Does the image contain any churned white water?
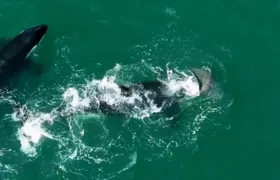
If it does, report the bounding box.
[10,64,202,157]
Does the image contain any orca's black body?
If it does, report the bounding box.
[82,68,212,119]
[0,24,48,86]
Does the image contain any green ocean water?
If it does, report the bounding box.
[0,0,279,179]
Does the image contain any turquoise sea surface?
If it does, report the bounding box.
[0,0,279,179]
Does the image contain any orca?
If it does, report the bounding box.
[0,24,48,86]
[79,67,213,118]
[13,67,212,127]
[12,64,212,120]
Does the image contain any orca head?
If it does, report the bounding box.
[190,68,212,94]
[1,24,48,60]
[20,24,48,42]
[18,24,48,57]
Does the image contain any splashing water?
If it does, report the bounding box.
[61,63,201,120]
[11,107,55,157]
[0,63,231,180]
[7,63,217,160]
[162,65,200,97]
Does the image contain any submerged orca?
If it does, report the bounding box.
[80,68,213,118]
[0,24,48,86]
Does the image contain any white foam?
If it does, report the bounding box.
[63,87,91,110]
[60,66,201,120]
[162,67,200,98]
[12,110,54,157]
[12,65,203,157]
[180,76,200,97]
